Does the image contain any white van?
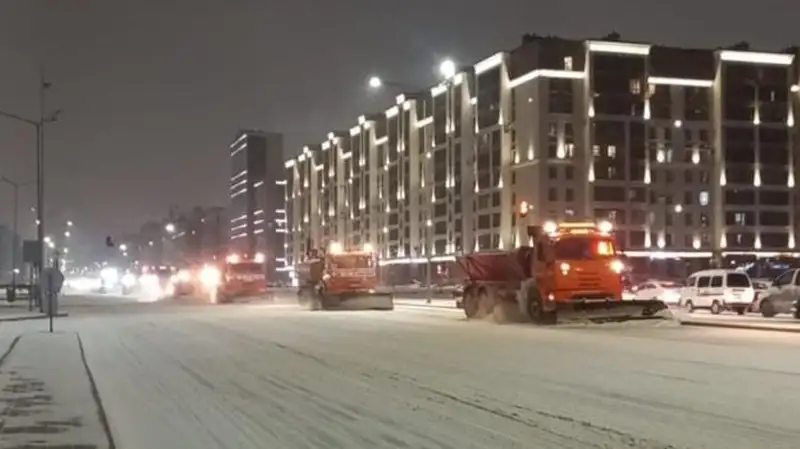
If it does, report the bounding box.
[679,269,755,315]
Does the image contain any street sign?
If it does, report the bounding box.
[41,266,64,333]
[41,267,64,295]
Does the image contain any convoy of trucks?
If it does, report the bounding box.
[118,202,674,325]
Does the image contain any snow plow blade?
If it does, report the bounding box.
[554,299,671,324]
[323,292,395,311]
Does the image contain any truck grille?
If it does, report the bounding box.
[575,274,602,289]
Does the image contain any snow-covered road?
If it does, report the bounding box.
[3,300,800,448]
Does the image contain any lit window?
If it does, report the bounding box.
[630,79,641,95]
[699,191,709,206]
[564,56,573,70]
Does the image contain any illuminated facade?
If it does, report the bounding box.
[229,130,286,280]
[285,36,800,279]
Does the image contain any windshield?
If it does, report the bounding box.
[726,273,751,288]
[228,263,264,275]
[328,254,375,269]
[553,237,616,260]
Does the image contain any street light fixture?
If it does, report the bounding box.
[119,244,128,252]
[0,69,61,290]
[64,230,70,238]
[439,59,457,79]
[368,76,382,89]
[165,223,176,234]
[66,220,73,227]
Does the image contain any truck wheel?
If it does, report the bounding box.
[710,300,722,315]
[760,299,776,318]
[526,288,555,325]
[297,287,309,305]
[478,288,495,317]
[463,287,480,319]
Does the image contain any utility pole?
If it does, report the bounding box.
[37,66,50,279]
[0,68,60,308]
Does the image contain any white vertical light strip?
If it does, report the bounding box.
[474,52,504,74]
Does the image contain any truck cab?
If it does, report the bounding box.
[536,221,625,304]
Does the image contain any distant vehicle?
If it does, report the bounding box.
[139,265,177,299]
[215,253,268,303]
[295,242,393,311]
[679,269,754,315]
[756,269,800,318]
[630,280,682,305]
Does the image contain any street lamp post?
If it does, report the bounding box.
[0,70,60,296]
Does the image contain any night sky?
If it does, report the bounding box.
[0,0,797,262]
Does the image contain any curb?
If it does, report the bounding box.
[0,312,69,323]
[680,320,800,334]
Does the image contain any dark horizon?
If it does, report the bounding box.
[1,0,798,263]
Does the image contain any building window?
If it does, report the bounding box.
[564,56,573,71]
[630,79,641,95]
[699,191,709,206]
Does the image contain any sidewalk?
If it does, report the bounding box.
[0,302,68,322]
[678,314,800,333]
[0,331,112,447]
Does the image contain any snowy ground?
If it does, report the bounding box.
[0,294,799,448]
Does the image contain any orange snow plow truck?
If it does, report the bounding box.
[456,218,668,324]
[295,242,394,311]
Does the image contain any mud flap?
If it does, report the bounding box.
[555,299,673,323]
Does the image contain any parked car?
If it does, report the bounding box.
[679,269,755,315]
[756,269,800,318]
[630,280,682,305]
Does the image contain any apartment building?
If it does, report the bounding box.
[229,130,286,281]
[284,35,800,281]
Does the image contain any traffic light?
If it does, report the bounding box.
[105,236,115,248]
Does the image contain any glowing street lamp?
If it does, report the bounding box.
[165,223,176,234]
[439,59,457,79]
[368,76,382,89]
[64,230,70,238]
[119,244,128,252]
